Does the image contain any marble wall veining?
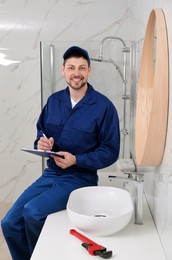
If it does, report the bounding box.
[0,0,172,259]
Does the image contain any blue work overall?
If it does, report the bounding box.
[1,84,120,260]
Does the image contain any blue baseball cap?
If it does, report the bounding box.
[63,46,90,66]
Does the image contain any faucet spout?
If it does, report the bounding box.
[108,173,144,225]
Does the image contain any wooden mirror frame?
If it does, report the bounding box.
[135,8,169,166]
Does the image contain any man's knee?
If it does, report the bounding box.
[23,202,45,223]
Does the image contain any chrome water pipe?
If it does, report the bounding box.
[91,58,125,83]
[98,36,130,61]
[108,172,144,225]
[91,36,130,158]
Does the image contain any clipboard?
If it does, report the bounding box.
[20,148,64,158]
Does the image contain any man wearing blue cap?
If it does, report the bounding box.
[1,46,120,260]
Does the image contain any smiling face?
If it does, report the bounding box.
[62,57,91,91]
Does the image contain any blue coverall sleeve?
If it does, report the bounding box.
[76,102,120,170]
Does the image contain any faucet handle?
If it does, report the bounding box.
[135,173,144,182]
[116,159,136,172]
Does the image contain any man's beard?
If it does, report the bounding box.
[66,76,87,90]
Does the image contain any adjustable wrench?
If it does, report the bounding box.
[70,229,113,258]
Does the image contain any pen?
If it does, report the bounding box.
[42,133,48,139]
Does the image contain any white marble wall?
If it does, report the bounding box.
[0,0,172,259]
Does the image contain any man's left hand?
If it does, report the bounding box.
[51,151,76,169]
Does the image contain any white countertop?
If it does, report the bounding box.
[31,196,166,260]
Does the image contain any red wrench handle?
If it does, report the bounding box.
[70,229,105,255]
[70,229,101,246]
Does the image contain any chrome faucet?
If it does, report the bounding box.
[108,172,144,225]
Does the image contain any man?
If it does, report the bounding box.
[1,46,120,260]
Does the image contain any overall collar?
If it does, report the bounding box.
[63,83,97,107]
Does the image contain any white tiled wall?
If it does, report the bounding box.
[0,1,172,259]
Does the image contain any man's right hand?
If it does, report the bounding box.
[37,136,54,151]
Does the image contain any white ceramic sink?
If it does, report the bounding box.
[67,186,134,236]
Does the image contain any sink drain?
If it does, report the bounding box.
[94,214,107,217]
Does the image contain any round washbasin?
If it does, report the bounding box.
[67,186,134,236]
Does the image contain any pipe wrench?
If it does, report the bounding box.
[70,229,113,258]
